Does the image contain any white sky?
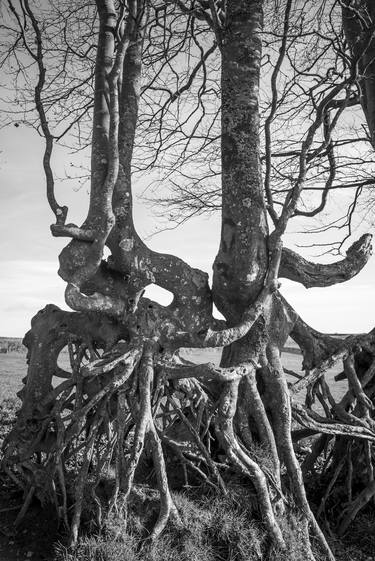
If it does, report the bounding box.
[0,124,374,337]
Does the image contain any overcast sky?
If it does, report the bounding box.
[0,123,374,337]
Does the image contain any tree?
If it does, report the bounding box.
[1,1,375,560]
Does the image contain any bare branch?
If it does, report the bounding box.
[279,233,372,288]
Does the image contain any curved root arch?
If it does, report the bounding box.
[5,306,375,560]
[1,306,230,545]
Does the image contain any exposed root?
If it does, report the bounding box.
[148,425,180,540]
[338,480,375,535]
[70,417,99,546]
[262,345,334,561]
[215,379,285,550]
[14,485,35,527]
[118,342,153,506]
[290,321,375,541]
[2,304,375,560]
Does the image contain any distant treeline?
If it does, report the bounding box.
[0,338,25,354]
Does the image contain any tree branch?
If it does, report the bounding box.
[10,0,68,224]
[279,233,372,288]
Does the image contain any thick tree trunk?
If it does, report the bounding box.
[211,5,336,559]
[213,0,268,322]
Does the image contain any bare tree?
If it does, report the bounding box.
[1,1,375,560]
[144,1,375,244]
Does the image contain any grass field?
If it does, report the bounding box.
[0,353,27,402]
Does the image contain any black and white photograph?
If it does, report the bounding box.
[0,1,375,559]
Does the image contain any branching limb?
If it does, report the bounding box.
[280,234,372,288]
[50,224,96,241]
[291,329,375,394]
[169,285,275,348]
[170,240,282,348]
[65,282,127,317]
[161,361,256,383]
[9,0,68,225]
[291,402,375,441]
[263,0,292,225]
[344,353,374,412]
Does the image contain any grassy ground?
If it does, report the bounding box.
[0,462,374,561]
[54,484,327,561]
[0,353,26,402]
